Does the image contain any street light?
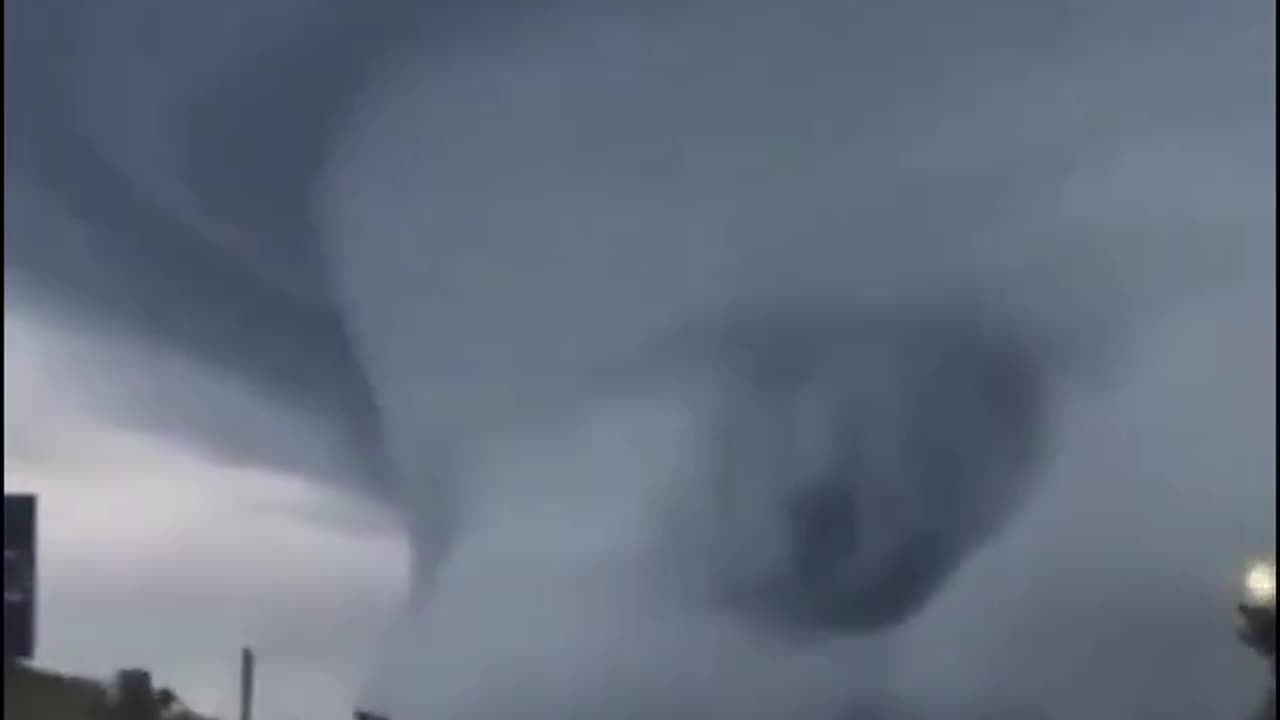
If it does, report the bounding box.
[1238,557,1276,660]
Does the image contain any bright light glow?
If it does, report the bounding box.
[1243,558,1276,608]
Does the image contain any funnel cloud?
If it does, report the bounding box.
[4,1,1274,718]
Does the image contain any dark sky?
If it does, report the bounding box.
[4,1,1275,718]
[5,0,1273,491]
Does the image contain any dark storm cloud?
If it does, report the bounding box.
[2,0,579,492]
[4,0,382,487]
[5,0,1272,488]
[3,1,1274,718]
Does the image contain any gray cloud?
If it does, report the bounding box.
[4,1,1274,718]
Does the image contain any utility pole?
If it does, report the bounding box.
[239,647,256,720]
